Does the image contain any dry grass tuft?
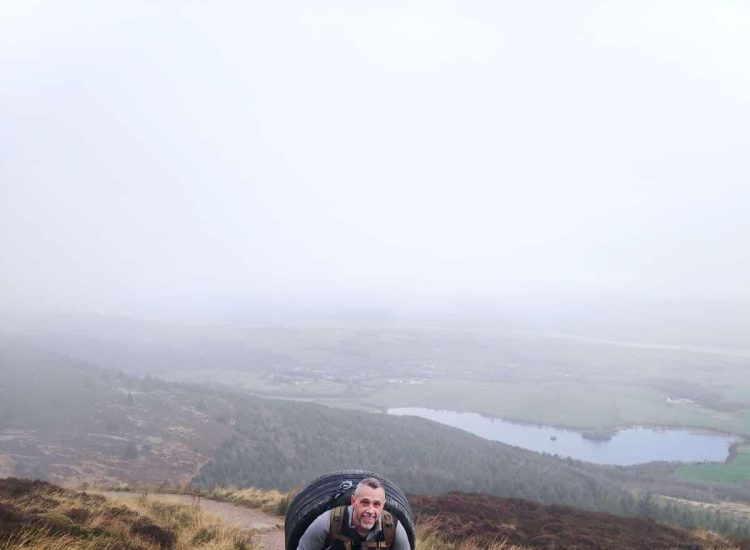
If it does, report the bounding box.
[689,526,742,550]
[416,515,530,550]
[108,493,255,550]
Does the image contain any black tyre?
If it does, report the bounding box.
[284,469,415,550]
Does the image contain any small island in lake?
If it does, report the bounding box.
[581,429,615,442]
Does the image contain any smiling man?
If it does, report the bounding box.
[297,478,410,550]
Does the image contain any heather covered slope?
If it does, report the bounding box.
[410,493,750,550]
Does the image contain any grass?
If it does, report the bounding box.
[371,379,626,428]
[94,481,296,517]
[122,493,255,550]
[16,480,744,549]
[415,515,530,550]
[674,445,750,484]
[0,478,257,550]
[364,378,750,435]
[413,496,746,550]
[689,527,745,550]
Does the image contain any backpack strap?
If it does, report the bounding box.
[326,507,397,550]
[360,511,397,548]
[326,506,346,546]
[381,510,396,548]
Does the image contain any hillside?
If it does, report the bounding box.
[0,338,235,486]
[2,478,748,550]
[1,339,639,514]
[0,478,255,549]
[2,338,750,538]
[193,395,635,507]
[410,492,750,550]
[191,396,750,536]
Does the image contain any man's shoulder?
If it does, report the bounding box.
[392,516,410,550]
[296,509,333,550]
[311,508,333,530]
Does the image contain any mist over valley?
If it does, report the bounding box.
[2,0,750,545]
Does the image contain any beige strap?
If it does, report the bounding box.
[326,506,346,546]
[381,511,395,547]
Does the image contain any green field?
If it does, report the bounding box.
[674,445,750,484]
[164,367,750,437]
[155,325,750,437]
[357,378,750,435]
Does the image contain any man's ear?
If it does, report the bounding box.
[350,494,356,505]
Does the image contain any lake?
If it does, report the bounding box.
[388,407,736,465]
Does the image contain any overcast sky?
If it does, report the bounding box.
[1,1,749,315]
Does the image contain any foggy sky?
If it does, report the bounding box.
[2,1,749,315]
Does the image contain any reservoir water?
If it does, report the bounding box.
[388,407,735,465]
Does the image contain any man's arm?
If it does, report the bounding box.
[393,520,410,550]
[297,510,331,550]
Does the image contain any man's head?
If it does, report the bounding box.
[350,478,386,536]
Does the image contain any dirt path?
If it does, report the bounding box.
[101,492,285,550]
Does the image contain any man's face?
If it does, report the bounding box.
[350,485,386,535]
